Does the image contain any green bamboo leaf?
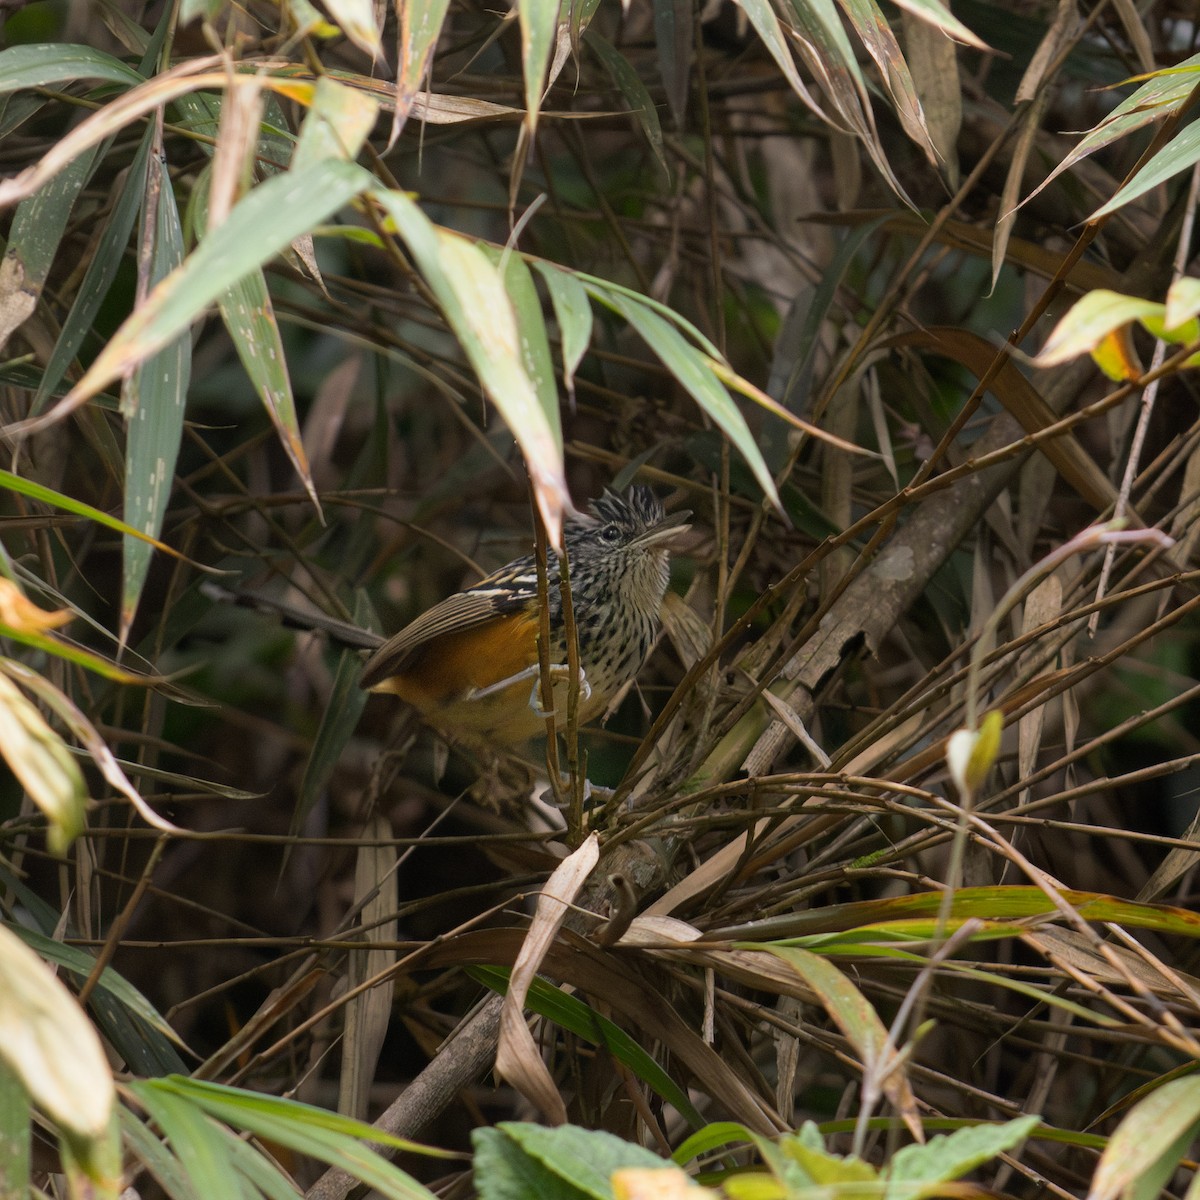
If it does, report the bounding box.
[130,1077,447,1199]
[533,260,593,401]
[121,149,190,642]
[597,289,781,508]
[133,1086,245,1200]
[291,73,379,170]
[0,42,143,92]
[0,462,198,562]
[731,0,826,122]
[0,146,98,352]
[838,0,936,160]
[395,0,453,133]
[120,1108,195,1198]
[765,943,922,1141]
[1091,118,1200,220]
[373,188,569,542]
[652,0,690,126]
[470,966,705,1129]
[780,0,910,198]
[727,886,1200,941]
[33,127,152,414]
[0,626,146,683]
[295,617,370,831]
[582,30,668,177]
[884,0,987,48]
[53,158,374,418]
[484,248,560,442]
[0,1060,31,1198]
[218,271,319,511]
[519,0,559,137]
[1027,54,1200,204]
[7,924,186,1057]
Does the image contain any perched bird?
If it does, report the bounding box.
[359,486,690,745]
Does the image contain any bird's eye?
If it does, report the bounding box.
[600,524,621,544]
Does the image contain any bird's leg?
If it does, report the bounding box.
[525,664,592,716]
[465,663,592,714]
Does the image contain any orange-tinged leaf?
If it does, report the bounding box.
[0,580,70,633]
[1091,327,1142,381]
[1035,289,1162,368]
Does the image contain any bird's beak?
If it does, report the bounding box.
[636,509,692,549]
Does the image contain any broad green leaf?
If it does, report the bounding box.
[1089,1078,1200,1200]
[0,146,98,352]
[1092,117,1200,220]
[122,148,190,642]
[598,289,781,509]
[1035,290,1164,367]
[583,30,668,177]
[475,1123,666,1200]
[534,260,593,401]
[291,73,379,170]
[0,672,86,855]
[56,158,374,416]
[885,1116,1041,1198]
[373,187,569,543]
[0,925,114,1140]
[0,42,143,92]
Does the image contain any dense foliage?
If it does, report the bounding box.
[1,0,1200,1197]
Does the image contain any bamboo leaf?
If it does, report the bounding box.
[121,148,190,642]
[373,187,569,543]
[47,159,374,423]
[596,289,781,509]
